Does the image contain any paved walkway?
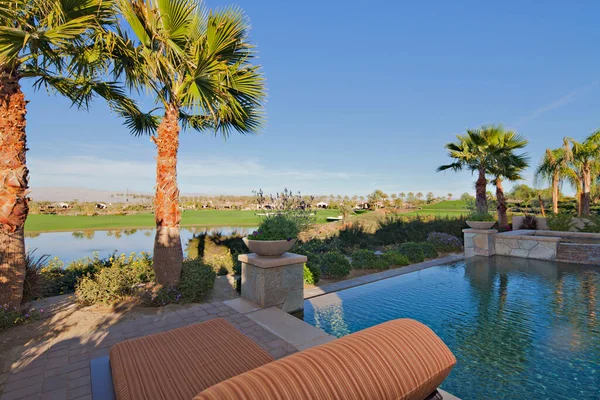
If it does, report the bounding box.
[0,302,297,400]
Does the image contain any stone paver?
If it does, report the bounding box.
[0,302,296,400]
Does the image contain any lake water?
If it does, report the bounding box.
[25,227,255,263]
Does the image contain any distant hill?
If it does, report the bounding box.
[28,187,218,202]
[29,187,151,203]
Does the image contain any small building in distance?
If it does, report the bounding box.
[316,201,329,209]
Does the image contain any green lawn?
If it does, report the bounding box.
[25,209,342,233]
[403,200,469,217]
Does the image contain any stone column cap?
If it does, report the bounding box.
[462,228,498,233]
[238,252,307,269]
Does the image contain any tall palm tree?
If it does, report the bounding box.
[490,141,529,229]
[438,125,520,214]
[564,132,600,216]
[0,0,137,306]
[116,0,265,285]
[534,147,569,214]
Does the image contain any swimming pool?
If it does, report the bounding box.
[304,256,599,400]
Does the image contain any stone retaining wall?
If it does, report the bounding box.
[495,232,559,260]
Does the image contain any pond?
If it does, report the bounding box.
[25,227,256,263]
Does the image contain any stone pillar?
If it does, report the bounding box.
[239,252,307,313]
[463,228,498,258]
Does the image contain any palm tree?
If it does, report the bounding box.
[490,147,529,229]
[116,0,265,285]
[534,147,569,214]
[438,125,523,214]
[564,132,600,216]
[0,0,136,306]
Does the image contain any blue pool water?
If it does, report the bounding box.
[304,256,599,400]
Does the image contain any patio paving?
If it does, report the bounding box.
[0,301,297,400]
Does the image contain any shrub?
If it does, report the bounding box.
[427,232,463,252]
[177,260,216,303]
[380,251,409,268]
[186,232,242,275]
[350,249,383,269]
[22,250,50,303]
[251,214,300,240]
[581,215,600,233]
[320,252,351,279]
[374,215,467,245]
[467,211,495,221]
[303,264,318,285]
[294,239,335,256]
[419,242,438,258]
[338,222,371,248]
[521,214,538,230]
[546,213,576,232]
[305,258,321,284]
[75,253,154,306]
[36,253,121,299]
[0,305,41,332]
[398,242,425,263]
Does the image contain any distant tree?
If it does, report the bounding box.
[416,192,424,201]
[426,192,434,203]
[391,193,397,199]
[399,192,406,199]
[563,133,600,216]
[338,200,354,218]
[447,193,452,200]
[461,192,474,202]
[534,147,570,214]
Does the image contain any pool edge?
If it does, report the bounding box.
[304,253,465,299]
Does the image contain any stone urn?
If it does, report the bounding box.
[466,221,496,229]
[243,237,296,257]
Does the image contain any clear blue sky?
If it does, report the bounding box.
[24,0,600,198]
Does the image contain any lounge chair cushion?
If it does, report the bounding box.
[195,319,456,400]
[110,318,275,400]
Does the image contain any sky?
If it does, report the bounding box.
[24,0,600,198]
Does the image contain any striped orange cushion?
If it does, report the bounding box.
[195,319,456,400]
[110,318,275,400]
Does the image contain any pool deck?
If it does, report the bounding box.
[304,253,465,299]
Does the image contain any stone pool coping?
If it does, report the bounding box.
[304,253,465,299]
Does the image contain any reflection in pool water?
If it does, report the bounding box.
[25,227,255,262]
[304,256,599,400]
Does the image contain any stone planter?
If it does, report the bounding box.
[466,221,496,229]
[243,238,296,257]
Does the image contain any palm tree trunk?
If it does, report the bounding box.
[581,167,592,216]
[495,178,509,230]
[551,173,559,214]
[475,165,488,214]
[0,70,29,306]
[152,104,183,285]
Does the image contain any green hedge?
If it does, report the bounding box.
[398,242,425,263]
[320,252,351,279]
